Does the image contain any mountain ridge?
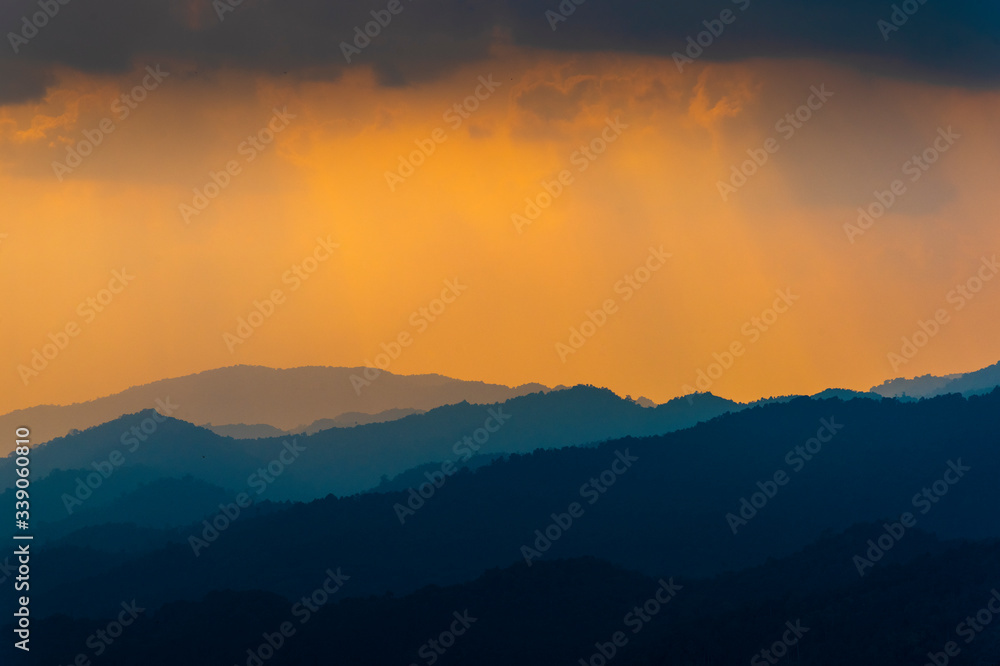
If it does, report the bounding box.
[0,365,551,453]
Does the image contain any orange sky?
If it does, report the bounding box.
[2,46,999,412]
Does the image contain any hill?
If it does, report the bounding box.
[870,359,1000,398]
[0,386,745,500]
[0,365,550,452]
[19,390,999,619]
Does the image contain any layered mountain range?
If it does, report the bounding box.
[3,362,999,665]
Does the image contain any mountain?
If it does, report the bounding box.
[870,358,1000,398]
[934,359,1000,396]
[20,390,1000,620]
[0,465,171,524]
[293,407,426,434]
[199,422,288,439]
[870,373,963,398]
[0,365,550,453]
[0,386,745,500]
[202,408,427,439]
[370,452,507,493]
[8,529,997,666]
[810,388,881,400]
[27,476,242,542]
[0,466,240,540]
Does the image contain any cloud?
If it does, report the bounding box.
[0,60,56,105]
[1,0,997,105]
[516,76,599,121]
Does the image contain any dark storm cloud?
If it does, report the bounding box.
[0,59,55,104]
[510,0,1000,88]
[1,0,997,104]
[0,0,499,102]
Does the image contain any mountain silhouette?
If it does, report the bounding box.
[0,385,746,500]
[7,528,997,666]
[0,365,550,453]
[202,407,427,439]
[18,390,999,620]
[870,358,1000,398]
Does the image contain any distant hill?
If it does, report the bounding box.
[810,388,881,401]
[199,422,288,439]
[7,359,998,453]
[870,359,1000,398]
[294,407,427,434]
[19,390,1000,620]
[0,466,250,546]
[935,359,1000,396]
[0,386,746,500]
[0,365,551,453]
[31,476,241,542]
[9,528,998,666]
[202,408,427,439]
[870,373,963,398]
[370,452,507,493]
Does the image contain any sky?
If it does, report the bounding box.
[1,0,999,411]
